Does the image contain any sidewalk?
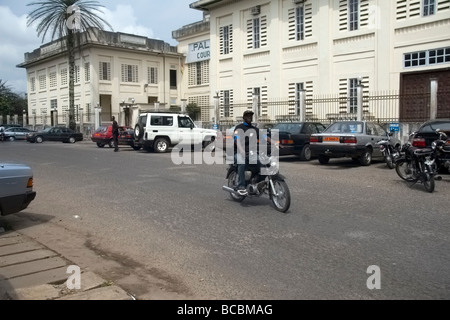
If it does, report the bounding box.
[0,228,133,300]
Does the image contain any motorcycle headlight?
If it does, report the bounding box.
[432,141,437,149]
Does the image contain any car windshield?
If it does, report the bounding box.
[95,126,108,133]
[40,128,52,133]
[273,123,303,134]
[325,122,364,134]
[420,122,450,133]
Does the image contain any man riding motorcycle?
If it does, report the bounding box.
[233,110,280,196]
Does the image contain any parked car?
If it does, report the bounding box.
[271,122,327,160]
[118,128,142,150]
[310,121,401,166]
[0,163,36,216]
[26,126,83,143]
[410,119,450,148]
[2,127,36,141]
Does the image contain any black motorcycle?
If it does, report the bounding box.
[376,132,401,169]
[432,130,450,173]
[222,151,291,213]
[395,130,447,193]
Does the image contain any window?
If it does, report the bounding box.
[295,83,304,115]
[423,0,435,16]
[30,77,36,92]
[349,78,358,114]
[99,62,111,81]
[223,90,231,118]
[61,68,68,86]
[121,64,139,83]
[253,18,260,49]
[178,116,194,128]
[296,6,305,41]
[39,74,46,90]
[349,0,359,31]
[74,65,80,84]
[188,61,209,86]
[220,25,232,55]
[49,72,57,88]
[404,47,450,68]
[148,67,158,84]
[151,116,173,126]
[50,99,57,110]
[170,70,177,89]
[85,62,90,82]
[429,48,450,64]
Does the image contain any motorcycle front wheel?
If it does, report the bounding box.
[227,171,246,202]
[385,155,395,169]
[422,170,435,193]
[269,179,291,213]
[395,159,416,182]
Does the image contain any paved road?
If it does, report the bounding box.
[1,140,449,299]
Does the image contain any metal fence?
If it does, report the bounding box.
[215,90,450,130]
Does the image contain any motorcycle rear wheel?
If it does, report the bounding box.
[395,159,416,182]
[269,179,291,213]
[227,171,246,202]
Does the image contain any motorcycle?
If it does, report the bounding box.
[432,130,450,174]
[377,132,401,169]
[395,130,447,193]
[222,151,291,213]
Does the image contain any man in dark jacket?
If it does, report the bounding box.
[233,110,279,196]
[112,116,119,152]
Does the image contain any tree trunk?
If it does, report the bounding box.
[68,31,76,130]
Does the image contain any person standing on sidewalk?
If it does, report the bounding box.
[112,116,119,152]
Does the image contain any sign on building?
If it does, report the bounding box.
[186,40,210,63]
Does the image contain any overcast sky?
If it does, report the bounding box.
[0,0,203,94]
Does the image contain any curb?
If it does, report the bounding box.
[0,230,133,300]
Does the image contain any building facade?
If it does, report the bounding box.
[18,28,183,129]
[185,0,450,123]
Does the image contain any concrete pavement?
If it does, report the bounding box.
[0,228,133,300]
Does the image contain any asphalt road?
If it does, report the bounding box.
[1,140,449,299]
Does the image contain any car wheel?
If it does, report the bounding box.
[8,136,15,142]
[96,142,105,148]
[318,155,330,165]
[36,136,43,143]
[68,136,76,144]
[154,138,169,153]
[299,144,312,161]
[359,149,372,166]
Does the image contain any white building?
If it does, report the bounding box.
[178,0,450,123]
[18,29,184,129]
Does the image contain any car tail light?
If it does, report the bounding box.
[310,136,320,143]
[412,138,426,148]
[341,136,357,144]
[27,177,33,188]
[281,139,294,145]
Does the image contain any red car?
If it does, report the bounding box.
[91,125,142,150]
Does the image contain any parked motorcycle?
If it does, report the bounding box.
[432,130,450,174]
[395,130,447,193]
[222,151,291,213]
[377,132,401,169]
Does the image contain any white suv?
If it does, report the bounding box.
[134,112,217,153]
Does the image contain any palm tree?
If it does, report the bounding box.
[27,0,112,130]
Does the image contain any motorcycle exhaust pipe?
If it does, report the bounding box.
[222,186,240,195]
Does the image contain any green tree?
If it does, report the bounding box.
[186,103,201,121]
[0,80,27,123]
[27,0,112,130]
